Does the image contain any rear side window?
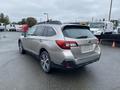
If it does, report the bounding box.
[34,26,44,36]
[44,26,56,36]
[63,26,95,39]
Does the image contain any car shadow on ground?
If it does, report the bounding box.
[16,50,100,90]
[25,51,96,77]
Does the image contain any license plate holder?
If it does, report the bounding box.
[81,45,94,53]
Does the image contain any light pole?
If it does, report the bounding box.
[108,0,113,21]
[44,13,49,21]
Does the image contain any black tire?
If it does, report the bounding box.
[18,41,26,54]
[40,51,52,73]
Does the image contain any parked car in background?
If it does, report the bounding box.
[104,21,114,34]
[113,21,120,34]
[6,24,16,31]
[0,23,5,31]
[113,26,120,34]
[18,23,101,73]
[89,21,113,36]
[117,26,120,34]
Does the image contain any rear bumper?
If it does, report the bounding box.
[50,44,101,69]
[51,57,100,69]
[51,53,101,69]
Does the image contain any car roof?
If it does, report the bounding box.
[37,23,89,30]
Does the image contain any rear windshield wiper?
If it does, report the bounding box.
[76,36,88,39]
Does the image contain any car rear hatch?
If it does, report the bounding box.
[62,25,98,60]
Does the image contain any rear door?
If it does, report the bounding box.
[62,25,97,59]
[30,26,57,55]
[30,26,45,55]
[22,26,36,52]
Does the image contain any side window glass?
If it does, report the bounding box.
[34,26,44,36]
[43,27,48,36]
[46,27,56,36]
[27,26,36,35]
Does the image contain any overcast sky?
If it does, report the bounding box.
[0,0,120,22]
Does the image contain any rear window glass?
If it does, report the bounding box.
[63,26,95,39]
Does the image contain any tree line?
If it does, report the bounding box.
[18,17,37,27]
[0,13,10,24]
[0,13,37,27]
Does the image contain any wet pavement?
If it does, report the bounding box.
[0,32,120,90]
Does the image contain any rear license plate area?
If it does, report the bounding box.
[81,45,94,53]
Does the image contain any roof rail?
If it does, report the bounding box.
[38,20,62,25]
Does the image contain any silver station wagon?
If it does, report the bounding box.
[18,24,101,73]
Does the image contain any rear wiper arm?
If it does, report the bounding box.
[76,36,88,38]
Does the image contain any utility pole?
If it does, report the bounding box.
[44,13,49,21]
[109,0,113,21]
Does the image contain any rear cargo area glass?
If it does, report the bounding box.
[63,26,95,39]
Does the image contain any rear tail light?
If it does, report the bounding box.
[56,40,78,49]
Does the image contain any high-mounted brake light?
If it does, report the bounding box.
[56,40,78,49]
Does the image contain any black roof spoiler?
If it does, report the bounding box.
[62,24,90,30]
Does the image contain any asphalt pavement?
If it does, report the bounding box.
[0,32,120,90]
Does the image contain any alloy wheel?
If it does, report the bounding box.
[40,51,51,73]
